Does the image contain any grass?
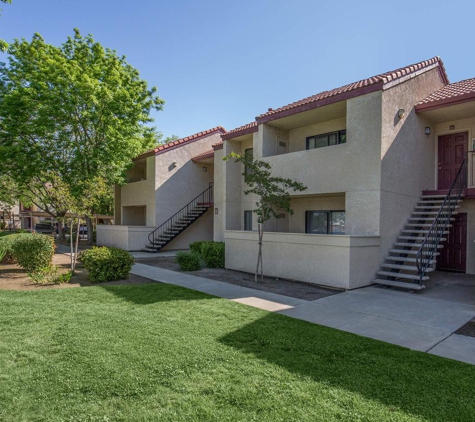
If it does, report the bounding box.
[0,284,474,421]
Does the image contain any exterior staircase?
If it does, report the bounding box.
[143,185,213,253]
[373,158,468,291]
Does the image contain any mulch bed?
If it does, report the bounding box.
[135,256,340,301]
[455,318,475,338]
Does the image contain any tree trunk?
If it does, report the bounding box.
[72,217,81,274]
[70,220,74,273]
[255,223,263,282]
[86,215,94,245]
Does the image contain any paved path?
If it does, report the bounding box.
[131,263,475,365]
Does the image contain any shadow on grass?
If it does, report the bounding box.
[219,312,475,421]
[98,282,214,305]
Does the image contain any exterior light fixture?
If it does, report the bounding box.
[171,161,177,167]
[398,109,405,119]
[202,166,207,172]
[425,127,431,135]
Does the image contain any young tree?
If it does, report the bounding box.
[0,29,164,239]
[224,152,307,282]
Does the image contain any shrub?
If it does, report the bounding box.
[200,241,225,268]
[175,251,202,271]
[80,247,134,283]
[0,234,19,263]
[29,266,72,284]
[189,240,225,269]
[11,234,55,272]
[189,241,205,255]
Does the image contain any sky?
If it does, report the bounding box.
[1,0,475,139]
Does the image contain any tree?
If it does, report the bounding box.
[224,152,307,282]
[0,29,164,241]
[0,0,12,52]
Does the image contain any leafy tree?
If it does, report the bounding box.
[0,29,164,241]
[0,0,12,52]
[224,152,307,282]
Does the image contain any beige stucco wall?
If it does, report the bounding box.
[379,67,446,261]
[153,133,219,250]
[288,194,345,233]
[288,117,346,153]
[120,156,156,226]
[225,230,380,289]
[97,225,156,251]
[213,148,225,241]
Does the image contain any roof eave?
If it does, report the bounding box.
[256,82,384,125]
[415,92,475,113]
[222,126,258,141]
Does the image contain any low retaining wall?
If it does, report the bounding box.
[97,225,155,251]
[224,231,380,290]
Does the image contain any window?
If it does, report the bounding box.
[244,148,253,178]
[305,211,345,234]
[306,130,346,150]
[244,210,253,231]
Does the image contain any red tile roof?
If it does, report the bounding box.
[256,57,449,124]
[212,141,223,150]
[416,77,475,112]
[136,126,227,159]
[221,121,258,140]
[191,149,215,162]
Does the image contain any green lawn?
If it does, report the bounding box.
[0,284,474,421]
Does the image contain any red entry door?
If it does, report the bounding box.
[437,213,467,272]
[438,132,467,189]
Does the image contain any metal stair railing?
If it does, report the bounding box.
[416,156,468,284]
[148,185,213,249]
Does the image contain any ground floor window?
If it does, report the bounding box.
[244,210,253,231]
[305,211,345,234]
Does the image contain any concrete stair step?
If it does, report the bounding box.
[421,194,464,199]
[412,211,457,215]
[407,217,454,222]
[385,256,437,264]
[414,205,459,210]
[373,279,426,290]
[389,249,440,256]
[381,263,434,272]
[401,229,448,234]
[377,271,429,281]
[405,223,452,228]
[397,236,446,242]
[394,242,444,248]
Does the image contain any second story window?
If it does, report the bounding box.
[306,130,346,150]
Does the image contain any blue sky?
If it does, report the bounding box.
[1,0,474,139]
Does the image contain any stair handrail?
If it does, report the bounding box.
[148,185,213,247]
[415,156,468,284]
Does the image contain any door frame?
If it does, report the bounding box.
[435,129,471,190]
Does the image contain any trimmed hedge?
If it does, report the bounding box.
[188,241,225,269]
[12,234,56,273]
[0,234,24,263]
[175,251,202,271]
[80,247,134,283]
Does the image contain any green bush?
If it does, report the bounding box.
[188,241,225,269]
[80,247,134,283]
[175,251,202,271]
[201,241,225,268]
[0,234,20,263]
[12,234,55,273]
[189,241,205,255]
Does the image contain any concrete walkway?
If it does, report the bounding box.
[130,263,475,365]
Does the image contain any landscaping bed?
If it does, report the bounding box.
[0,250,153,291]
[135,256,339,301]
[456,318,475,338]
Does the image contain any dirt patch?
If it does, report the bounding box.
[0,252,154,291]
[455,318,475,338]
[135,256,340,301]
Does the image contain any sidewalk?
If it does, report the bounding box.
[131,263,475,365]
